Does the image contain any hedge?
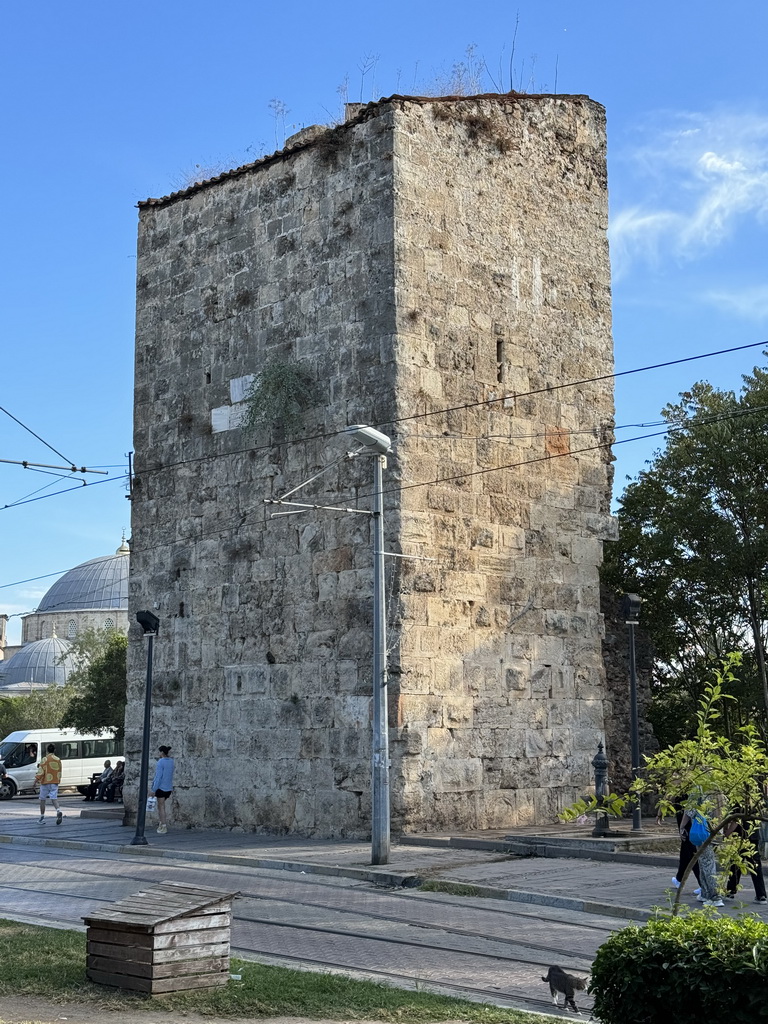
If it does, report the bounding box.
[590,913,768,1023]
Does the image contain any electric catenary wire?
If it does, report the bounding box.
[134,400,768,550]
[0,405,78,467]
[133,339,768,477]
[0,473,127,512]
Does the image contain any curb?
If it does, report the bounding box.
[425,876,651,922]
[0,831,650,922]
[407,834,681,869]
[0,833,420,888]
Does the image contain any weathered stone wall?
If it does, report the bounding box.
[388,97,615,828]
[127,94,615,836]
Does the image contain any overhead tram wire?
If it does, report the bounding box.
[3,471,89,509]
[5,399,765,587]
[130,400,768,552]
[353,403,768,505]
[0,405,78,468]
[132,339,768,479]
[0,473,127,512]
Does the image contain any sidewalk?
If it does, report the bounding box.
[3,796,764,922]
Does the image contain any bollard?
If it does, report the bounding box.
[592,741,610,837]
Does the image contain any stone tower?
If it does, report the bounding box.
[127,93,615,836]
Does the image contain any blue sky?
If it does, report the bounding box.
[1,1,766,643]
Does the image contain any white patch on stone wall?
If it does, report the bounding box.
[510,256,520,307]
[230,374,255,404]
[211,391,248,434]
[211,407,231,433]
[532,256,543,307]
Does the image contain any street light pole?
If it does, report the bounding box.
[621,593,643,832]
[265,424,393,865]
[131,610,159,846]
[370,448,389,865]
[345,426,392,866]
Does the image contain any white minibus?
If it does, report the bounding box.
[0,728,123,798]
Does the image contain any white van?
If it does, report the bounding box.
[0,728,123,798]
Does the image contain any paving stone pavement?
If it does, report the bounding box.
[2,794,766,918]
[1,795,765,1021]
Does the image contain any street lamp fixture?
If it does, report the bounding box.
[345,424,392,865]
[345,424,393,455]
[621,593,643,831]
[131,610,159,846]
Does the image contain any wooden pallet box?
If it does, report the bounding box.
[82,880,239,995]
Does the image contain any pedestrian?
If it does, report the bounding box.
[150,745,174,835]
[662,795,702,897]
[36,743,63,825]
[680,797,723,907]
[724,815,767,904]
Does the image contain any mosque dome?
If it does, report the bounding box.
[0,635,78,688]
[37,542,129,613]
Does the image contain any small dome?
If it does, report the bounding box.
[37,548,129,613]
[0,636,78,688]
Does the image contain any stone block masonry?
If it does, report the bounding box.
[127,93,615,837]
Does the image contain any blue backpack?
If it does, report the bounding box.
[689,813,710,846]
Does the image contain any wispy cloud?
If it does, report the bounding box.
[609,109,768,276]
[701,284,768,322]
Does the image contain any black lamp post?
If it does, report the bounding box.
[131,610,159,846]
[592,742,610,838]
[621,593,643,832]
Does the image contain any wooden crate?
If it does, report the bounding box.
[82,880,239,995]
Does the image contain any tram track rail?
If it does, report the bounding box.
[0,844,601,1016]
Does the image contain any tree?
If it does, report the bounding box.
[562,655,768,914]
[0,684,78,738]
[603,362,768,737]
[61,632,127,741]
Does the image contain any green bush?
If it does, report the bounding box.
[591,914,768,1023]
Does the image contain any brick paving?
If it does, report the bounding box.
[2,795,765,1018]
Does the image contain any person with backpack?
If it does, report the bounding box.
[36,743,63,825]
[680,794,723,907]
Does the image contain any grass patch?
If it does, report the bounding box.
[419,880,491,898]
[0,920,551,1021]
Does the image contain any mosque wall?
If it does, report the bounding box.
[22,610,128,644]
[127,93,615,836]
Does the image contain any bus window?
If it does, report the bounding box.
[58,741,80,760]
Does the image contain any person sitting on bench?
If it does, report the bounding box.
[102,761,125,803]
[83,760,114,801]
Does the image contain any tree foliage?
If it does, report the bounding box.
[60,632,127,741]
[0,684,78,738]
[563,655,768,914]
[603,363,768,738]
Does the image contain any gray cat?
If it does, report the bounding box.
[541,965,588,1013]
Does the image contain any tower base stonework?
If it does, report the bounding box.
[127,93,616,836]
